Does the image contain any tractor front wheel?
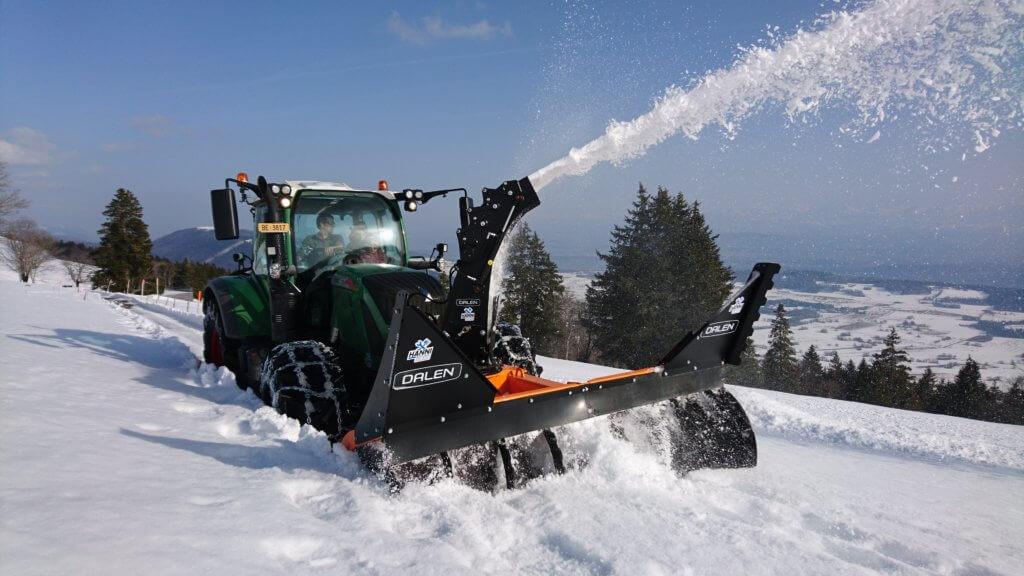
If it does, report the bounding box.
[491,322,541,376]
[259,341,350,442]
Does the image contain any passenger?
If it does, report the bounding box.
[348,215,370,250]
[299,213,345,267]
[346,222,390,264]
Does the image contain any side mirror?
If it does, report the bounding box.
[211,188,239,240]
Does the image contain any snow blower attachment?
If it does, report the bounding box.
[204,172,778,489]
[346,261,778,466]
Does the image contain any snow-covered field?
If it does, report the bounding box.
[562,271,1024,385]
[756,281,1024,384]
[2,267,1023,575]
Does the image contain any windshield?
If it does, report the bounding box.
[292,191,406,272]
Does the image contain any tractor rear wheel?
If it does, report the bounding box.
[203,297,241,386]
[259,341,350,442]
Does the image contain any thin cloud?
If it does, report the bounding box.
[0,127,57,165]
[101,142,142,153]
[388,11,512,44]
[131,114,176,138]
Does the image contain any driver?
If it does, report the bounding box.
[299,213,345,267]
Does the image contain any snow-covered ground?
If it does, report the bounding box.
[2,267,1023,575]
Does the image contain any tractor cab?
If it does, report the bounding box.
[288,188,408,283]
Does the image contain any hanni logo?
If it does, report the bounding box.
[728,297,745,315]
[407,338,434,363]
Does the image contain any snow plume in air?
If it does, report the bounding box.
[529,0,1023,192]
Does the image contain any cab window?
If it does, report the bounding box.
[292,191,405,272]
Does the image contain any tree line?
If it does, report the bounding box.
[498,182,1022,426]
[725,305,1024,424]
[0,165,225,294]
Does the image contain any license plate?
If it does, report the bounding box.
[257,222,290,233]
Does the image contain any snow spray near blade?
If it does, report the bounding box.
[528,0,1023,192]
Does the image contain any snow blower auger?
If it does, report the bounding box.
[204,173,778,491]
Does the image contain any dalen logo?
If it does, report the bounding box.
[393,363,464,390]
[406,338,434,363]
[456,298,481,307]
[701,320,738,338]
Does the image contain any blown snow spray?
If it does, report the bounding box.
[528,0,1023,192]
[494,0,1022,322]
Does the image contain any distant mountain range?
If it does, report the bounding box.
[151,227,253,269]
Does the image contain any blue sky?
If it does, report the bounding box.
[2,1,1021,276]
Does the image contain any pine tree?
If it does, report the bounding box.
[585,184,732,368]
[913,368,938,413]
[849,358,872,403]
[984,383,1005,423]
[762,303,798,391]
[839,359,859,400]
[498,223,566,356]
[868,327,914,408]
[1000,377,1024,425]
[797,345,825,396]
[725,337,764,388]
[946,357,988,419]
[821,351,844,398]
[92,188,153,291]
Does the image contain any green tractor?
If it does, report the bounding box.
[204,173,779,488]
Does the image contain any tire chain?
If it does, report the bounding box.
[258,341,350,440]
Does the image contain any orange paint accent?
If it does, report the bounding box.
[487,367,566,395]
[493,380,582,403]
[340,429,381,452]
[488,365,660,404]
[341,430,356,451]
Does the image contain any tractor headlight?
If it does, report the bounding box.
[281,185,292,196]
[404,190,414,200]
[414,190,423,200]
[271,184,281,195]
[280,197,292,209]
[405,200,418,212]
